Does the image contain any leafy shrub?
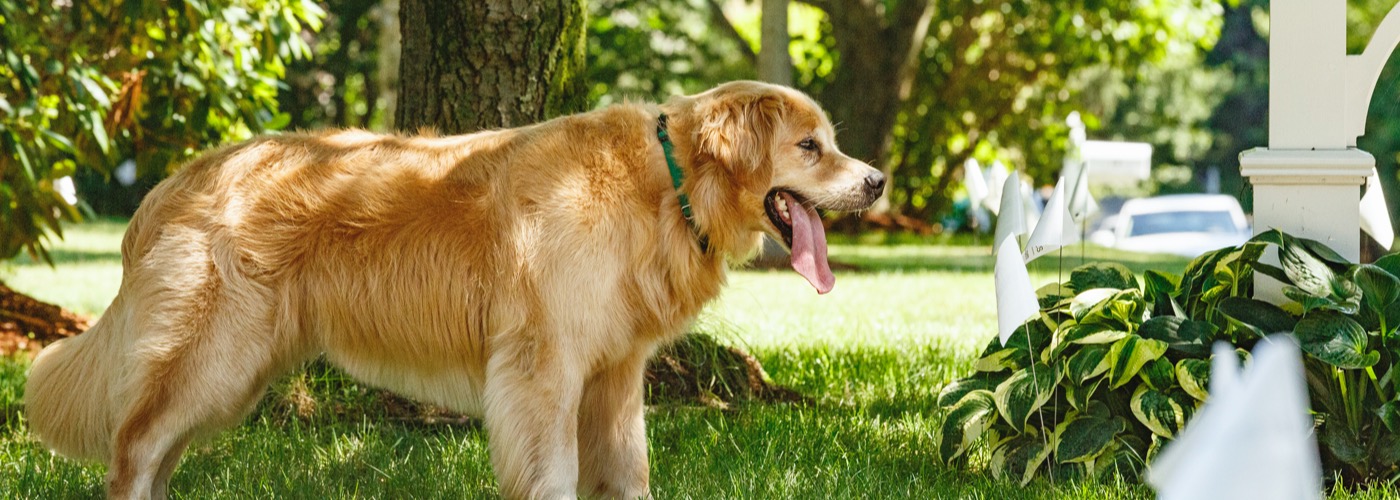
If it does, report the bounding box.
[939,230,1400,485]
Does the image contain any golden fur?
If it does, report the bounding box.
[24,81,882,499]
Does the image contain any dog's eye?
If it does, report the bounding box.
[798,138,819,152]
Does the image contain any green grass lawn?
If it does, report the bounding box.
[2,221,1395,498]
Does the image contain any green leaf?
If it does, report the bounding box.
[1069,263,1138,293]
[1378,400,1400,434]
[1055,404,1125,464]
[1378,433,1400,467]
[1175,358,1211,401]
[1320,422,1368,465]
[1143,269,1182,317]
[1064,377,1103,411]
[1131,385,1186,438]
[1281,238,1336,297]
[1374,253,1400,280]
[994,364,1059,432]
[1218,297,1298,334]
[1070,288,1120,320]
[88,109,110,154]
[938,376,1003,408]
[1352,264,1400,315]
[1295,312,1381,369]
[1067,328,1129,345]
[975,348,1024,373]
[1106,336,1169,389]
[1138,316,1211,357]
[1138,358,1175,391]
[938,390,997,462]
[990,433,1053,486]
[1065,344,1110,384]
[264,111,292,130]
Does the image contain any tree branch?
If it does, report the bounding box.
[706,0,758,65]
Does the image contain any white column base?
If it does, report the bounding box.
[1240,147,1373,303]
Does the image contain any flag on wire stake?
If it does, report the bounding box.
[1023,178,1079,263]
[964,158,989,211]
[993,172,1028,256]
[1065,161,1098,224]
[982,160,1010,215]
[1147,337,1321,500]
[994,234,1040,346]
[1361,168,1393,251]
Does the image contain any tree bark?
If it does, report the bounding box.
[759,0,792,86]
[396,0,588,134]
[814,0,932,214]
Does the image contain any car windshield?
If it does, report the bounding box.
[1127,210,1239,237]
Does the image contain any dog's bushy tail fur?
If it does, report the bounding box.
[25,310,127,463]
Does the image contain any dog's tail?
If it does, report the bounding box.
[24,310,128,463]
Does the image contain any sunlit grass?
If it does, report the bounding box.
[0,221,1390,498]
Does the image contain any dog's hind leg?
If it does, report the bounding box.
[105,279,302,500]
[578,347,653,500]
[483,335,586,500]
[148,435,192,500]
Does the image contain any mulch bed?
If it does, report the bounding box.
[0,282,90,356]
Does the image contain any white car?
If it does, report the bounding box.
[1090,194,1252,258]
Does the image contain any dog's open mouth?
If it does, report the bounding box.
[764,189,834,294]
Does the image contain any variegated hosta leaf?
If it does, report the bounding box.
[990,432,1054,486]
[1137,316,1211,357]
[1175,358,1211,401]
[994,364,1059,432]
[1054,403,1125,464]
[1068,262,1139,294]
[1064,377,1103,412]
[937,376,1001,408]
[1281,238,1336,297]
[1070,288,1120,320]
[1295,312,1380,369]
[1352,264,1400,315]
[1138,358,1175,392]
[1218,297,1297,336]
[938,390,997,463]
[1106,335,1169,389]
[1131,385,1186,438]
[974,348,1023,373]
[1065,344,1110,385]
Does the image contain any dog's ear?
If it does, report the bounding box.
[694,90,785,187]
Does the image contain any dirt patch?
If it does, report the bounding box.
[0,281,91,356]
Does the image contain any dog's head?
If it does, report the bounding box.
[679,81,884,294]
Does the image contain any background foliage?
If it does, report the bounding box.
[0,0,323,261]
[7,0,1400,252]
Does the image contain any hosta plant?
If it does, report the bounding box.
[941,229,1400,485]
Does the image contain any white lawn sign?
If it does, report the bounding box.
[1148,337,1322,500]
[1023,178,1079,263]
[993,172,1028,257]
[993,234,1039,346]
[1360,169,1394,250]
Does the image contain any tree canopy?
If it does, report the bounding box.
[0,0,323,261]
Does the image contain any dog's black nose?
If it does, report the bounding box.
[864,172,886,194]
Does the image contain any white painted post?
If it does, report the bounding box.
[1242,0,1400,302]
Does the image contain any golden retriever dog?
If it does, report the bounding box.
[24,80,884,499]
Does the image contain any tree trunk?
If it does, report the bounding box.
[759,0,792,86]
[816,0,932,214]
[396,0,588,134]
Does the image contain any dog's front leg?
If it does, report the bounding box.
[484,343,585,500]
[578,348,652,499]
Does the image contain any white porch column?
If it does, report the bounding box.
[1244,0,1389,301]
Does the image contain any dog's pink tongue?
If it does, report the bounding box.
[784,192,834,294]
